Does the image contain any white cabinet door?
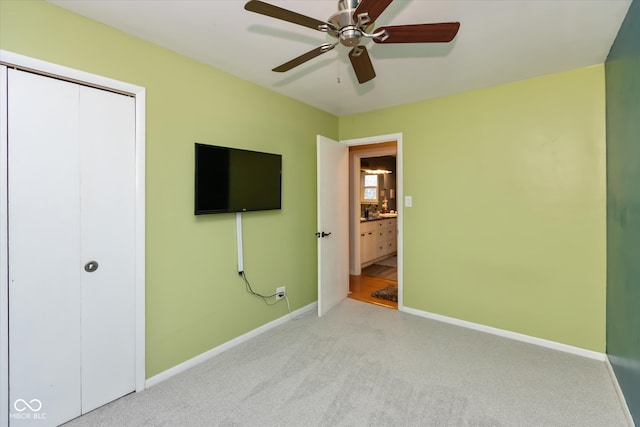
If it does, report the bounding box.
[388,219,397,253]
[359,227,367,264]
[360,221,377,265]
[7,69,135,426]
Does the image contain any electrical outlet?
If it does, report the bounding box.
[276,286,286,301]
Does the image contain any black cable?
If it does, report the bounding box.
[239,270,281,306]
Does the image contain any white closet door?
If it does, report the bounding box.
[79,85,136,412]
[8,69,136,425]
[8,70,82,425]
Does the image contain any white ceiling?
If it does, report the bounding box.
[49,0,631,116]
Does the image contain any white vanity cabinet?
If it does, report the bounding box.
[360,221,377,265]
[360,217,397,267]
[377,218,397,257]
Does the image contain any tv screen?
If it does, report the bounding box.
[194,143,282,215]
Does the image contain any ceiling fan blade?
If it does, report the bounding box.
[353,0,394,25]
[245,0,333,32]
[272,43,336,72]
[349,46,376,84]
[373,22,460,44]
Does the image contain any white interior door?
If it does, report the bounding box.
[7,69,136,425]
[317,135,349,316]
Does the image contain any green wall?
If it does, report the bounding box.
[1,0,613,381]
[0,0,338,377]
[340,66,607,352]
[606,0,640,421]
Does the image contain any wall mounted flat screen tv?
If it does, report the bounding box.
[194,143,282,215]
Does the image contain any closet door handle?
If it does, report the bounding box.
[84,261,99,273]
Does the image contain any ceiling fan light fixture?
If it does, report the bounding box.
[362,168,392,174]
[339,27,362,47]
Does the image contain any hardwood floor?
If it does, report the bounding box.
[361,263,397,281]
[349,274,397,310]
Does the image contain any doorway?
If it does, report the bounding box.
[343,136,402,310]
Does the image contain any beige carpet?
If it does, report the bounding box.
[64,299,630,426]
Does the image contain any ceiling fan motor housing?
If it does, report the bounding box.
[329,0,365,47]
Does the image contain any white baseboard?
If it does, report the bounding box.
[605,356,637,427]
[401,306,606,361]
[145,301,318,388]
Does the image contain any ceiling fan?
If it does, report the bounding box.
[244,0,460,84]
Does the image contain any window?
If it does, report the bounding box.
[362,174,378,202]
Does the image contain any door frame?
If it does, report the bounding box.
[0,50,147,420]
[342,133,403,310]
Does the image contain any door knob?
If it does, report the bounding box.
[315,231,332,238]
[84,261,99,272]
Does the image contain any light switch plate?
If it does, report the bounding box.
[405,196,412,207]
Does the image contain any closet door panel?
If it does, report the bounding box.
[79,86,136,413]
[8,69,82,425]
